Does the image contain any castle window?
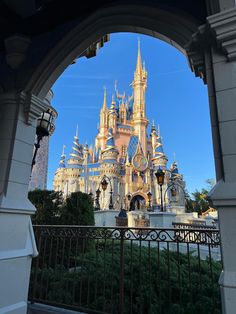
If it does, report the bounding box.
[121,145,127,156]
[120,111,125,123]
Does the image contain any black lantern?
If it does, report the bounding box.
[155,167,165,186]
[95,188,101,210]
[170,185,177,197]
[96,176,114,210]
[155,167,165,212]
[147,191,152,211]
[127,193,132,201]
[147,191,152,200]
[101,178,108,191]
[36,110,54,137]
[96,188,101,198]
[31,109,54,171]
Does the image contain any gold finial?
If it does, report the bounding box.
[125,153,130,166]
[102,86,107,109]
[152,120,155,127]
[135,37,142,75]
[114,80,117,91]
[62,144,66,156]
[112,94,115,104]
[75,125,78,139]
[173,152,176,162]
[157,124,160,137]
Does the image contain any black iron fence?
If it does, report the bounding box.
[172,222,217,230]
[29,225,222,314]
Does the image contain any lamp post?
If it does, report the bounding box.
[97,175,114,210]
[147,191,152,211]
[155,167,165,212]
[31,109,54,172]
[127,193,132,211]
[95,188,101,210]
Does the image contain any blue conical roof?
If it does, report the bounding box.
[154,136,164,156]
[68,127,84,165]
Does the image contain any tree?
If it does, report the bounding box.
[186,179,216,214]
[29,189,62,225]
[60,191,95,226]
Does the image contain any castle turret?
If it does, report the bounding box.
[151,120,157,156]
[119,99,127,124]
[67,125,84,167]
[100,129,120,209]
[168,158,186,210]
[131,40,148,155]
[64,126,84,196]
[152,125,168,169]
[98,87,108,150]
[108,95,117,132]
[53,144,67,192]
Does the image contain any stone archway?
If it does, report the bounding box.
[1,1,236,313]
[130,194,146,211]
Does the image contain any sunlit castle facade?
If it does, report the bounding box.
[53,42,186,213]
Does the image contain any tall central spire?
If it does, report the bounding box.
[135,38,142,75]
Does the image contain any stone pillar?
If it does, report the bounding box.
[186,6,236,313]
[0,91,48,313]
[205,9,236,313]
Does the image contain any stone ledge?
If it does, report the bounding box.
[208,179,236,206]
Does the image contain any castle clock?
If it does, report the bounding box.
[132,153,148,172]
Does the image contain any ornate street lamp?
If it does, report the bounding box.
[170,185,177,197]
[96,175,114,210]
[95,188,101,210]
[127,193,132,211]
[155,167,165,212]
[31,109,54,171]
[101,178,108,191]
[147,191,152,211]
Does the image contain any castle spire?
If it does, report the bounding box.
[59,144,66,168]
[151,120,156,133]
[157,124,161,137]
[68,126,84,164]
[75,124,78,139]
[135,38,142,75]
[102,86,107,110]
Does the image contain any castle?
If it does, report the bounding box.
[53,42,186,213]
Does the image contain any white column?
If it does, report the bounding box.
[210,54,236,314]
[187,9,236,312]
[0,91,48,314]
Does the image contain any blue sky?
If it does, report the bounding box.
[48,32,215,194]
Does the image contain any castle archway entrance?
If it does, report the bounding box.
[130,194,146,211]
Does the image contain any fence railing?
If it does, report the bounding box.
[172,221,217,230]
[29,225,222,314]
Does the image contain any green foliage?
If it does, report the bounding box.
[185,179,216,214]
[31,242,222,314]
[60,191,95,226]
[29,190,95,226]
[29,189,62,224]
